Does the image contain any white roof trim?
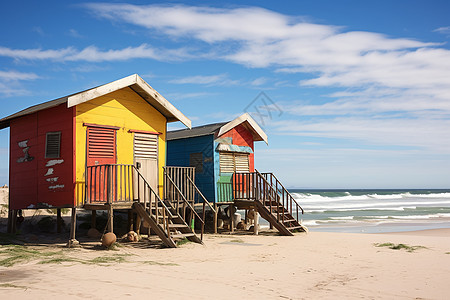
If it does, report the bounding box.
[67,74,191,128]
[218,113,268,144]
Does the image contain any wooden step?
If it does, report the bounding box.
[169,224,188,228]
[281,218,296,223]
[170,233,195,239]
[286,225,304,231]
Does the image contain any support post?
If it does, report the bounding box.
[91,210,97,229]
[230,204,235,233]
[7,209,17,234]
[56,208,62,233]
[127,209,133,231]
[213,203,218,234]
[254,207,259,235]
[67,207,79,247]
[107,205,114,233]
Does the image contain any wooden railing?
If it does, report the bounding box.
[259,170,304,222]
[85,164,174,238]
[86,164,134,203]
[232,170,304,223]
[164,166,215,240]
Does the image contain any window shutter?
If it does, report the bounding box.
[220,152,235,173]
[87,127,115,158]
[235,153,250,173]
[134,133,158,159]
[45,132,61,158]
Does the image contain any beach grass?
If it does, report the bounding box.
[0,283,27,289]
[230,239,244,243]
[0,245,64,267]
[0,244,136,267]
[374,242,427,252]
[176,238,191,246]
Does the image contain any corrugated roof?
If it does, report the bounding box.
[167,122,227,140]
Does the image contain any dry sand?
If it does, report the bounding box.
[0,229,448,299]
[1,187,450,299]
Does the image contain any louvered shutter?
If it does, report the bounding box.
[134,133,158,159]
[87,127,116,159]
[220,152,235,173]
[45,132,61,158]
[235,153,250,173]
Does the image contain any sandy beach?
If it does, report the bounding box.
[1,187,450,299]
[0,227,448,299]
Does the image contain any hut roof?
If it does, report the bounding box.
[0,74,191,129]
[167,113,268,144]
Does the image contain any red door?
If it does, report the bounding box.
[86,127,116,202]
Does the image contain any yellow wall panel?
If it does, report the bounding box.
[75,87,167,205]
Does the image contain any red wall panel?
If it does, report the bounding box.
[220,124,255,172]
[9,104,74,209]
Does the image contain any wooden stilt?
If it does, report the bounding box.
[91,210,97,229]
[107,205,113,233]
[7,209,17,234]
[230,204,235,233]
[127,209,133,231]
[254,208,259,236]
[67,207,79,247]
[135,214,142,235]
[213,203,218,234]
[56,208,62,233]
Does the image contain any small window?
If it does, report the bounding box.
[45,132,61,158]
[190,152,203,173]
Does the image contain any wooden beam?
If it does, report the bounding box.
[107,205,113,233]
[254,207,259,236]
[91,210,97,229]
[213,203,218,234]
[56,208,62,233]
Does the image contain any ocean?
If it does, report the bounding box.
[288,189,450,233]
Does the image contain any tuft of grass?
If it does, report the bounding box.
[87,255,127,265]
[141,260,179,266]
[374,242,427,252]
[0,245,64,267]
[445,252,450,255]
[0,283,27,289]
[176,238,191,246]
[230,239,244,243]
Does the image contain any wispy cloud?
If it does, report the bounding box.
[433,26,450,35]
[169,74,239,86]
[0,70,39,97]
[68,29,83,38]
[0,44,193,62]
[164,91,216,100]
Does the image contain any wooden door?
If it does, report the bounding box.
[86,127,116,202]
[134,133,159,202]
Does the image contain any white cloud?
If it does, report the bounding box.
[0,70,39,97]
[433,26,450,34]
[169,74,239,86]
[270,116,450,154]
[68,29,83,38]
[0,44,192,62]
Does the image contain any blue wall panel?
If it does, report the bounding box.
[167,135,216,203]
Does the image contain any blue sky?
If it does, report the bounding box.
[1,1,449,188]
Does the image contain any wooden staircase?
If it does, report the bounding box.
[85,164,203,248]
[133,202,202,248]
[257,171,307,235]
[132,167,203,248]
[233,170,307,236]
